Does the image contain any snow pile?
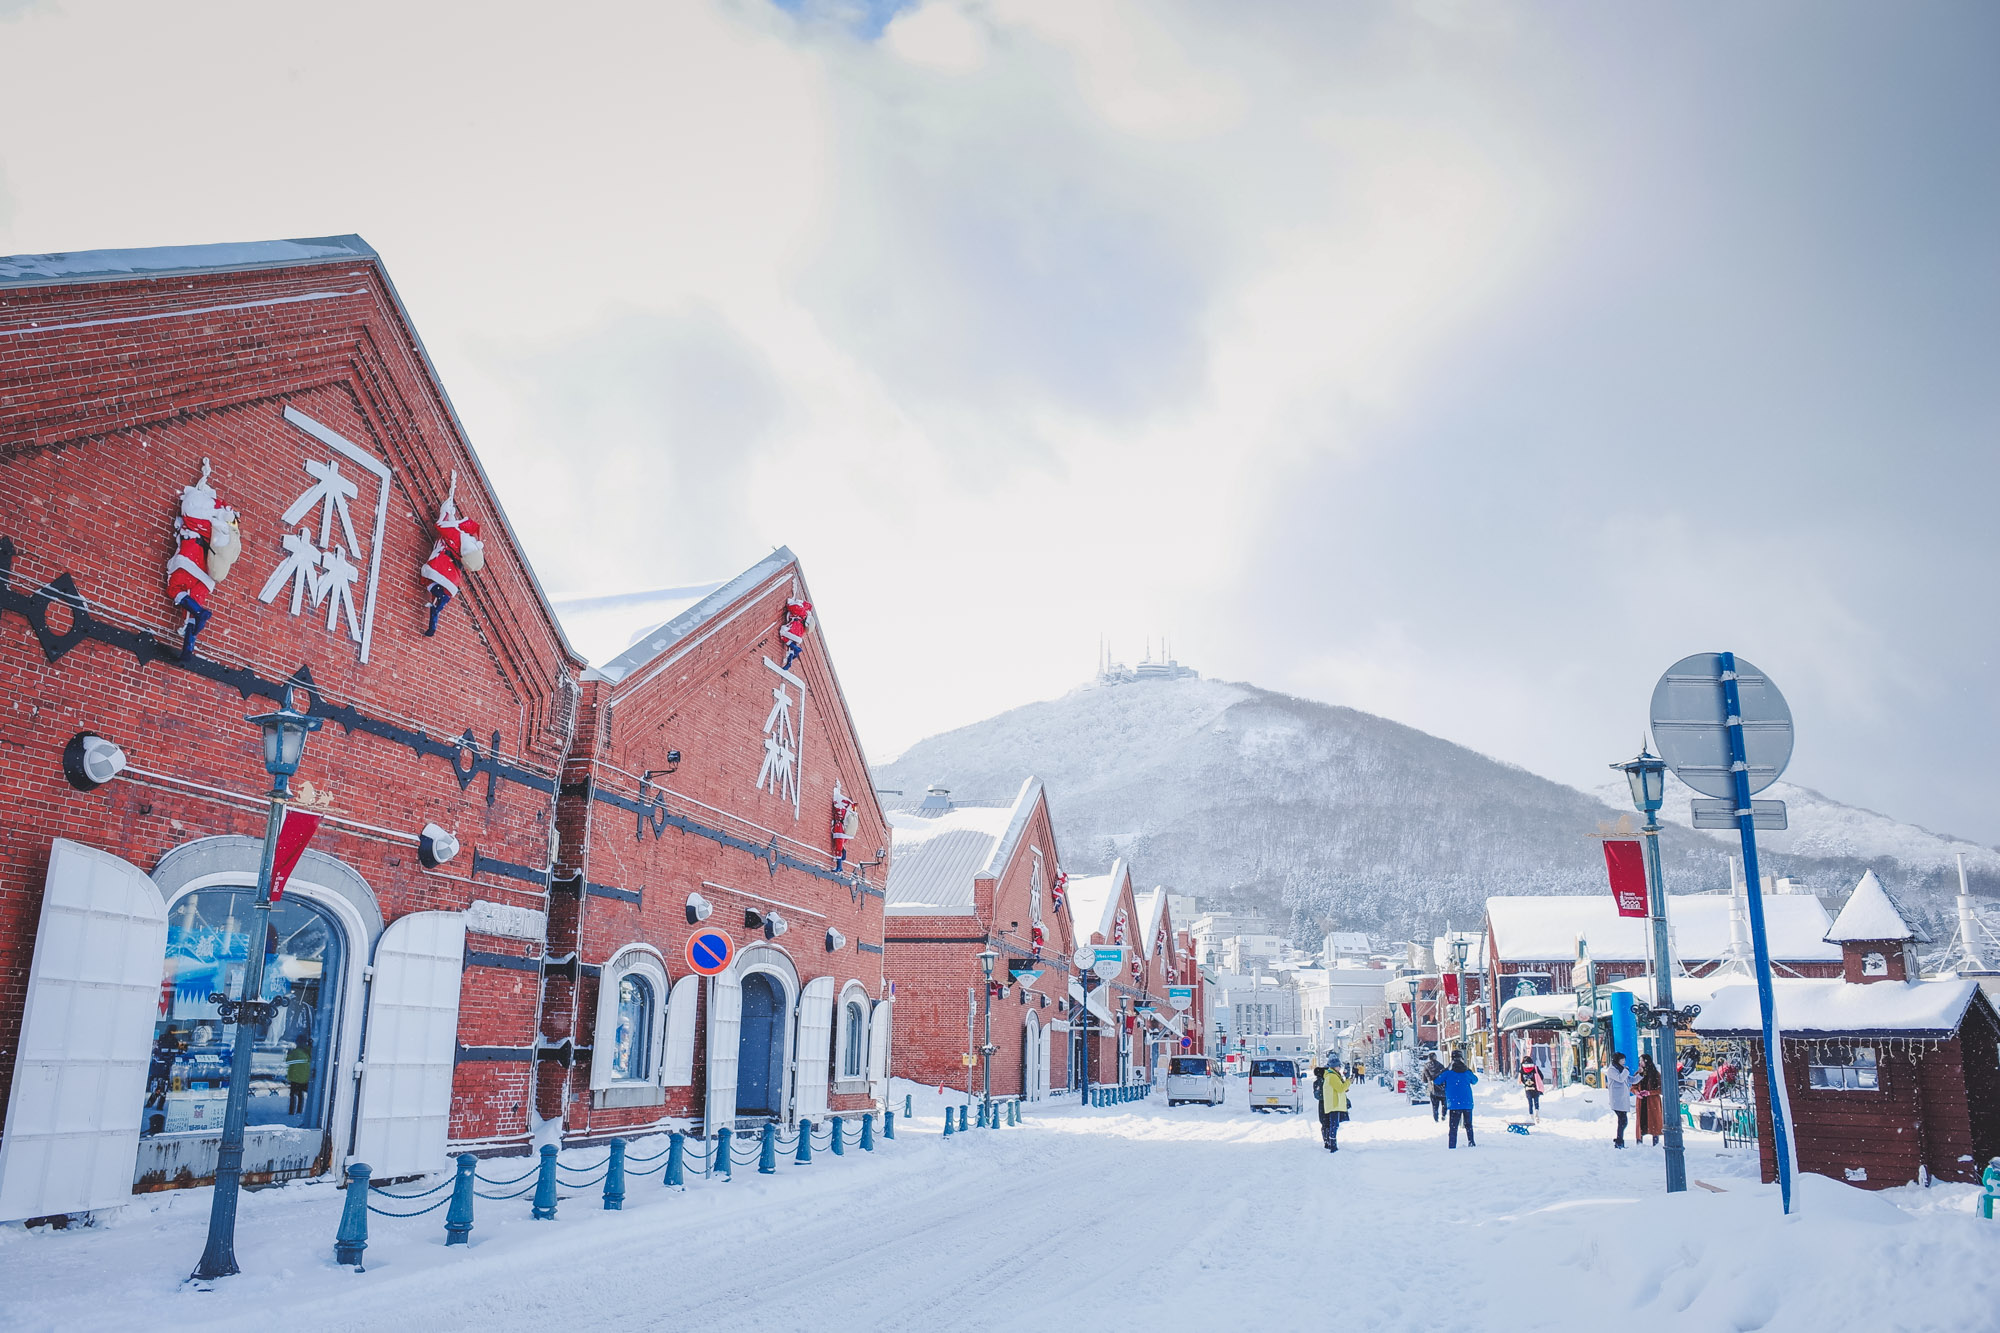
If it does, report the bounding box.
[1693,976,1979,1036]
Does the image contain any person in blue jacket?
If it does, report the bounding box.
[1437,1049,1479,1148]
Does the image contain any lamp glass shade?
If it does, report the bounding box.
[248,709,320,778]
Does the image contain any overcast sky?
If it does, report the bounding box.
[4,1,1995,843]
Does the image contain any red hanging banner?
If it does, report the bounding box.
[1441,972,1460,1003]
[1603,838,1649,918]
[267,808,324,903]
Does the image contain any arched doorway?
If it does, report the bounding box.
[735,972,788,1118]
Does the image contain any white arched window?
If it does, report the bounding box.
[592,945,670,1105]
[833,982,871,1086]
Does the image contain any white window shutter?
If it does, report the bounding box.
[866,999,893,1085]
[589,965,621,1092]
[662,975,700,1086]
[702,973,742,1135]
[0,840,166,1223]
[349,911,465,1178]
[792,978,836,1119]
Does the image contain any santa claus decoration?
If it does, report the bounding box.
[1051,870,1067,913]
[780,597,813,669]
[1029,922,1045,958]
[830,782,858,871]
[1113,909,1128,946]
[164,458,242,659]
[420,472,485,636]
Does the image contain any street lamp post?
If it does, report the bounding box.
[1612,747,1688,1195]
[191,707,321,1282]
[977,946,998,1125]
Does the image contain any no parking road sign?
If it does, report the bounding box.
[685,930,734,976]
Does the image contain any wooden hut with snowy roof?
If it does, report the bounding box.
[1691,871,2000,1189]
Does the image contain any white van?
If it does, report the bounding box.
[1165,1055,1225,1107]
[1248,1058,1304,1113]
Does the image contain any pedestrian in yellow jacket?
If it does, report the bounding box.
[1313,1058,1351,1153]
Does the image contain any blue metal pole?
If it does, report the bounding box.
[796,1119,814,1165]
[445,1153,476,1244]
[759,1122,777,1175]
[831,1115,845,1156]
[603,1138,626,1210]
[1719,651,1795,1216]
[715,1127,732,1181]
[666,1132,685,1187]
[531,1143,559,1220]
[860,1113,875,1151]
[334,1162,370,1269]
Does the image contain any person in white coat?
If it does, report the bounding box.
[1603,1051,1636,1148]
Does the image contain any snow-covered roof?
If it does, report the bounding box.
[0,235,375,286]
[590,547,796,687]
[1486,894,1840,964]
[1497,994,1584,1032]
[1825,870,1930,944]
[1065,861,1128,944]
[1325,931,1372,951]
[885,781,1041,916]
[1138,886,1169,955]
[1693,977,1982,1037]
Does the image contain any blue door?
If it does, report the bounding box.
[736,973,784,1117]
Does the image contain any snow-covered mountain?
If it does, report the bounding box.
[875,675,1996,942]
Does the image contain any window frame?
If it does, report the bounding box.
[1806,1044,1879,1092]
[832,980,872,1091]
[592,945,671,1091]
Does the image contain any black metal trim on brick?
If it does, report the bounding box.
[476,854,551,888]
[464,949,541,973]
[586,882,641,904]
[456,1045,534,1064]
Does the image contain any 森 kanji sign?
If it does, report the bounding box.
[1602,838,1649,918]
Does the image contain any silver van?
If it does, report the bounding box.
[1249,1058,1304,1113]
[1165,1055,1225,1107]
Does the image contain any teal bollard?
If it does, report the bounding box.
[884,1110,896,1140]
[860,1113,875,1151]
[904,1093,913,1119]
[604,1138,626,1210]
[716,1127,733,1180]
[334,1162,370,1269]
[445,1153,476,1245]
[1982,1159,2000,1220]
[958,1104,968,1133]
[666,1133,685,1188]
[943,1106,954,1136]
[797,1119,813,1164]
[976,1101,987,1129]
[831,1115,845,1156]
[531,1143,559,1220]
[759,1122,777,1175]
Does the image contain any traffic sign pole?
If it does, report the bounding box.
[1719,651,1796,1215]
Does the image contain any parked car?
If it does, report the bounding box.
[1165,1055,1225,1107]
[1247,1058,1304,1113]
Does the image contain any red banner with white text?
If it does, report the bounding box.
[1603,838,1649,918]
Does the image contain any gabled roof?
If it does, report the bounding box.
[590,547,797,686]
[1486,894,1840,964]
[0,234,578,663]
[1138,886,1169,956]
[883,777,1042,917]
[1826,870,1930,944]
[1065,859,1128,944]
[0,235,375,286]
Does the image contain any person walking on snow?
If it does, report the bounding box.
[1603,1051,1636,1148]
[1636,1053,1664,1146]
[1436,1051,1479,1148]
[1422,1052,1447,1122]
[1520,1059,1545,1121]
[1313,1056,1351,1152]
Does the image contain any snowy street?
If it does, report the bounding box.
[4,1077,1995,1333]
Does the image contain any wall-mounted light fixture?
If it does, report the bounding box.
[764,912,788,940]
[62,731,128,791]
[825,927,846,952]
[686,891,713,925]
[641,751,682,784]
[418,823,460,869]
[743,907,765,931]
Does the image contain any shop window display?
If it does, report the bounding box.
[142,888,345,1139]
[609,974,653,1081]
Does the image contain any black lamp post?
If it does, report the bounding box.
[1610,745,1688,1194]
[977,946,998,1125]
[191,707,321,1282]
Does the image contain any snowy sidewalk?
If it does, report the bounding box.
[2,1080,1995,1331]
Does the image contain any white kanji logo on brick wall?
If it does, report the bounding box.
[257,407,392,663]
[755,656,806,816]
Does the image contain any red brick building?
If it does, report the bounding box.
[545,548,891,1143]
[1063,860,1153,1090]
[0,237,891,1225]
[882,780,1074,1102]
